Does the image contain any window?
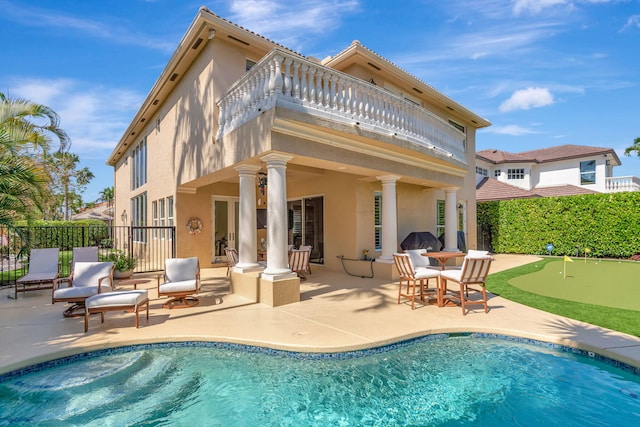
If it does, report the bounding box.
[494,169,501,178]
[436,200,445,239]
[507,168,525,180]
[131,193,147,242]
[159,198,166,239]
[448,120,465,134]
[152,200,158,239]
[167,196,174,240]
[374,192,382,251]
[131,138,147,190]
[476,167,488,176]
[580,160,596,185]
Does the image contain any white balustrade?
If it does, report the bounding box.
[605,176,640,193]
[216,49,466,161]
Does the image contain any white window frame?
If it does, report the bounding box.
[437,199,445,239]
[580,160,596,185]
[131,137,147,190]
[476,167,488,176]
[131,192,147,243]
[507,168,525,180]
[167,196,174,240]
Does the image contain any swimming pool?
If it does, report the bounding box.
[1,334,639,425]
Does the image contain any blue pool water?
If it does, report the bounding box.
[1,335,639,426]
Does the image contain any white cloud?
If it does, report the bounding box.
[513,0,567,15]
[226,0,360,48]
[499,87,554,112]
[483,124,540,135]
[10,78,142,155]
[620,15,640,32]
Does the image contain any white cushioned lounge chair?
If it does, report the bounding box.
[157,257,201,308]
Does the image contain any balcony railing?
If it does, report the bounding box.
[605,176,640,193]
[216,49,466,161]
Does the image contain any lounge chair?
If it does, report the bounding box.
[14,248,60,299]
[224,247,238,276]
[289,248,311,280]
[393,253,441,309]
[440,254,493,315]
[157,257,201,308]
[298,245,313,275]
[52,261,114,317]
[70,246,99,271]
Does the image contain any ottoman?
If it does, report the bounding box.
[84,290,149,332]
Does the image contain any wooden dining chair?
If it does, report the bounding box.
[289,248,311,280]
[440,255,493,315]
[393,253,441,309]
[224,247,238,276]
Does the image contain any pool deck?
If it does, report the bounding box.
[2,254,640,375]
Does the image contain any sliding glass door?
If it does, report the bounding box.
[288,196,324,264]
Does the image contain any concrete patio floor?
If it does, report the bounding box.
[2,254,640,376]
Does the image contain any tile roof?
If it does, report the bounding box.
[477,144,619,165]
[476,178,599,202]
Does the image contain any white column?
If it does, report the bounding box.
[443,187,460,252]
[233,165,262,272]
[377,175,400,262]
[261,153,297,280]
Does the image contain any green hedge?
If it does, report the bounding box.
[13,220,111,251]
[478,192,640,257]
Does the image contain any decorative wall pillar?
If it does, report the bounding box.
[377,175,401,262]
[233,165,262,272]
[261,153,297,280]
[443,187,460,252]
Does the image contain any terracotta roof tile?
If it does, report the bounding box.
[532,185,599,197]
[476,177,539,201]
[477,144,619,165]
[476,149,532,164]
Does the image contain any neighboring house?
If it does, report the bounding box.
[70,201,113,225]
[107,7,490,305]
[476,144,640,201]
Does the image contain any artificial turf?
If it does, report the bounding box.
[486,257,640,337]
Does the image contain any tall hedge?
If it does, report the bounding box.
[478,192,640,257]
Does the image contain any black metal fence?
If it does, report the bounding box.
[1,225,175,287]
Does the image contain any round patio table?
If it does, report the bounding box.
[422,251,465,270]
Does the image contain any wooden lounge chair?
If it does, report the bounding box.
[157,257,200,308]
[298,245,313,275]
[289,248,311,280]
[52,261,114,317]
[14,248,60,299]
[393,253,441,309]
[224,247,238,276]
[440,255,493,315]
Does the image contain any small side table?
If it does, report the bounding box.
[117,278,152,290]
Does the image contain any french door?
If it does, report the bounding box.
[211,197,239,262]
[288,196,324,264]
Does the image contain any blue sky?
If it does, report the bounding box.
[2,0,639,202]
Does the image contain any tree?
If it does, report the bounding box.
[98,186,114,220]
[44,151,94,220]
[0,92,69,225]
[624,137,640,157]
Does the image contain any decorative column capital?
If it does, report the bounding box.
[376,175,401,184]
[443,186,460,194]
[234,164,261,176]
[261,153,294,167]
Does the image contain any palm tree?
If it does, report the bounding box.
[98,186,114,220]
[0,92,69,225]
[624,137,640,157]
[45,151,95,220]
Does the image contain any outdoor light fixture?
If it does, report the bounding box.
[121,210,128,225]
[208,29,216,40]
[258,172,267,196]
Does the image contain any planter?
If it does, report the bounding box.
[114,269,133,279]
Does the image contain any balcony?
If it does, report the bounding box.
[605,176,640,193]
[216,49,466,162]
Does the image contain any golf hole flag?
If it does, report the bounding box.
[563,255,573,278]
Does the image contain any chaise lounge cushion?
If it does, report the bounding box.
[159,279,199,294]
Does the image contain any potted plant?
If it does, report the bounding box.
[102,249,136,279]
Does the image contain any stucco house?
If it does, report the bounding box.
[476,144,640,201]
[108,7,490,306]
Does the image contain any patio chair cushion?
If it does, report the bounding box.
[165,257,199,282]
[54,284,112,300]
[466,250,491,259]
[159,279,199,294]
[404,249,432,269]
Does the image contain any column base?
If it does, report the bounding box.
[259,275,300,307]
[234,263,265,273]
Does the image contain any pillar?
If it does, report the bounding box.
[233,165,262,272]
[377,175,400,262]
[443,187,460,252]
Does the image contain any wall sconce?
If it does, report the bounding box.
[606,159,611,166]
[120,210,128,225]
[258,172,267,196]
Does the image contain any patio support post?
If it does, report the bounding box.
[261,153,297,280]
[234,165,262,272]
[377,175,401,262]
[443,187,460,252]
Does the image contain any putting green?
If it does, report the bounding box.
[509,259,640,311]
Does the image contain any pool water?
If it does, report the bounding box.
[1,336,639,426]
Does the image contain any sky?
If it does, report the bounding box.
[2,0,639,203]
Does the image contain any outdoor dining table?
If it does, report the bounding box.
[422,251,466,270]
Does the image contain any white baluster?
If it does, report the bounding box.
[308,67,317,106]
[282,57,292,99]
[300,64,309,104]
[292,61,300,103]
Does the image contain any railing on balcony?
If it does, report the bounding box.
[216,49,466,161]
[605,176,640,193]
